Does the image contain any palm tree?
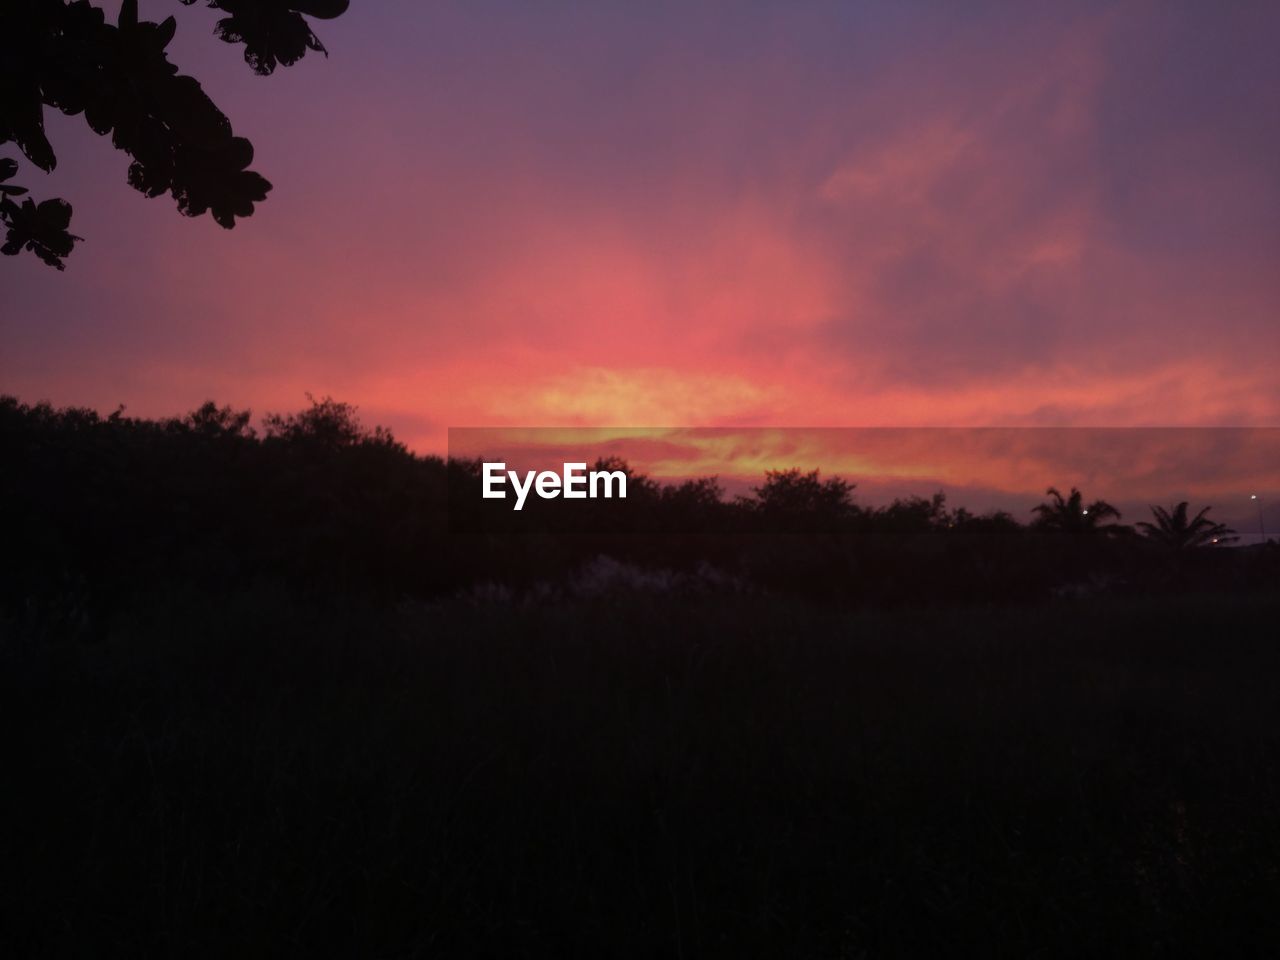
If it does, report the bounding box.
[1136,502,1236,549]
[1032,487,1125,534]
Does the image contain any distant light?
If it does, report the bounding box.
[1212,538,1219,544]
[1082,509,1089,515]
[1252,494,1259,500]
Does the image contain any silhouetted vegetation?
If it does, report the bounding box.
[0,0,349,267]
[3,394,1275,636]
[4,394,1279,956]
[1138,501,1237,550]
[1031,485,1125,535]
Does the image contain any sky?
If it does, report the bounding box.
[3,0,1279,460]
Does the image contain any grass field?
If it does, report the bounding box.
[4,588,1280,957]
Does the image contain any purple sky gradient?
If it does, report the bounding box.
[3,1,1278,453]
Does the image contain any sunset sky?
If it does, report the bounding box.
[3,1,1278,454]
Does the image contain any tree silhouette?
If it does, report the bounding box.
[1136,502,1236,550]
[1031,486,1125,534]
[263,394,400,451]
[742,468,858,533]
[182,400,256,439]
[0,0,349,268]
[874,491,950,533]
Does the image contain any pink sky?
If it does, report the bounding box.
[3,1,1278,456]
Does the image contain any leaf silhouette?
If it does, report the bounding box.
[180,0,350,76]
[1,197,82,270]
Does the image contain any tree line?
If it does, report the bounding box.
[2,394,1272,636]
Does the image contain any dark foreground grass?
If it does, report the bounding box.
[3,590,1280,957]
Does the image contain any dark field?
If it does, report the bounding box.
[5,589,1280,957]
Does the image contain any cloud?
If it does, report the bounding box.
[2,1,1276,451]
